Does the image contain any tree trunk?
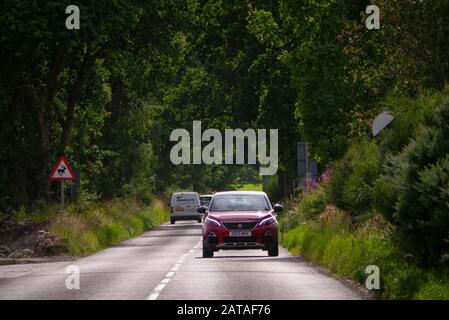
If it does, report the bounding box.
[35,46,67,200]
[58,44,99,156]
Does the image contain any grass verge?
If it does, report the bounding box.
[50,196,169,256]
[280,205,449,299]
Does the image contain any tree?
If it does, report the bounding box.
[0,0,193,207]
[378,88,449,267]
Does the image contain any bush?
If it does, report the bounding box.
[378,88,447,155]
[280,186,328,231]
[328,138,380,216]
[377,90,449,267]
[298,186,328,221]
[263,174,281,202]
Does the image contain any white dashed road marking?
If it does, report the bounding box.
[148,293,159,300]
[147,239,201,300]
[155,284,166,292]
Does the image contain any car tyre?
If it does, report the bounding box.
[197,217,202,223]
[268,245,278,257]
[202,242,214,258]
[170,218,175,225]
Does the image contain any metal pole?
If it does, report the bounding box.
[61,180,64,212]
[305,142,309,181]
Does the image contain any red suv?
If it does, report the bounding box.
[199,191,283,258]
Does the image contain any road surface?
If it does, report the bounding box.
[0,222,362,300]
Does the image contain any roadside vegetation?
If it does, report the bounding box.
[51,196,169,255]
[280,87,449,300]
[2,194,169,257]
[235,183,263,192]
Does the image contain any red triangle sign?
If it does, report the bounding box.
[49,156,74,180]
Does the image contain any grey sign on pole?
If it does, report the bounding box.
[372,111,394,163]
[308,161,318,177]
[297,143,319,189]
[297,142,308,189]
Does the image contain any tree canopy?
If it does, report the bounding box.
[1,0,448,210]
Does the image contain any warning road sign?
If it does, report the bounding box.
[49,156,74,180]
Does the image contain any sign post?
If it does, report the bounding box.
[60,180,64,212]
[372,111,394,163]
[49,156,74,212]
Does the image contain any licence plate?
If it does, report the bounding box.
[229,230,252,237]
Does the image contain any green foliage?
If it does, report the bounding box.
[377,90,449,267]
[414,276,449,300]
[14,206,27,223]
[377,90,445,155]
[51,197,169,255]
[375,0,449,93]
[282,214,449,300]
[0,0,194,208]
[284,0,387,163]
[262,174,281,202]
[235,183,263,192]
[283,186,328,230]
[298,189,327,222]
[328,139,380,216]
[3,0,448,210]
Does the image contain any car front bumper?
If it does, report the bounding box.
[203,223,278,251]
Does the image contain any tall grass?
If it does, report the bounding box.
[50,197,169,256]
[281,204,449,299]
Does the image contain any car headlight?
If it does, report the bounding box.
[205,217,221,227]
[259,216,276,226]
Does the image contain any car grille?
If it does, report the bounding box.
[224,237,256,243]
[222,221,258,230]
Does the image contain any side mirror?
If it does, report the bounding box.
[273,204,283,213]
[197,206,207,214]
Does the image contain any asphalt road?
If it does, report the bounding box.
[0,221,362,300]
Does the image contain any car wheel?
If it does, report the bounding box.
[268,245,278,257]
[202,242,214,258]
[197,217,202,223]
[170,218,175,225]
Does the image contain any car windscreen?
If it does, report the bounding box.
[209,194,270,212]
[173,195,197,206]
[200,196,212,206]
